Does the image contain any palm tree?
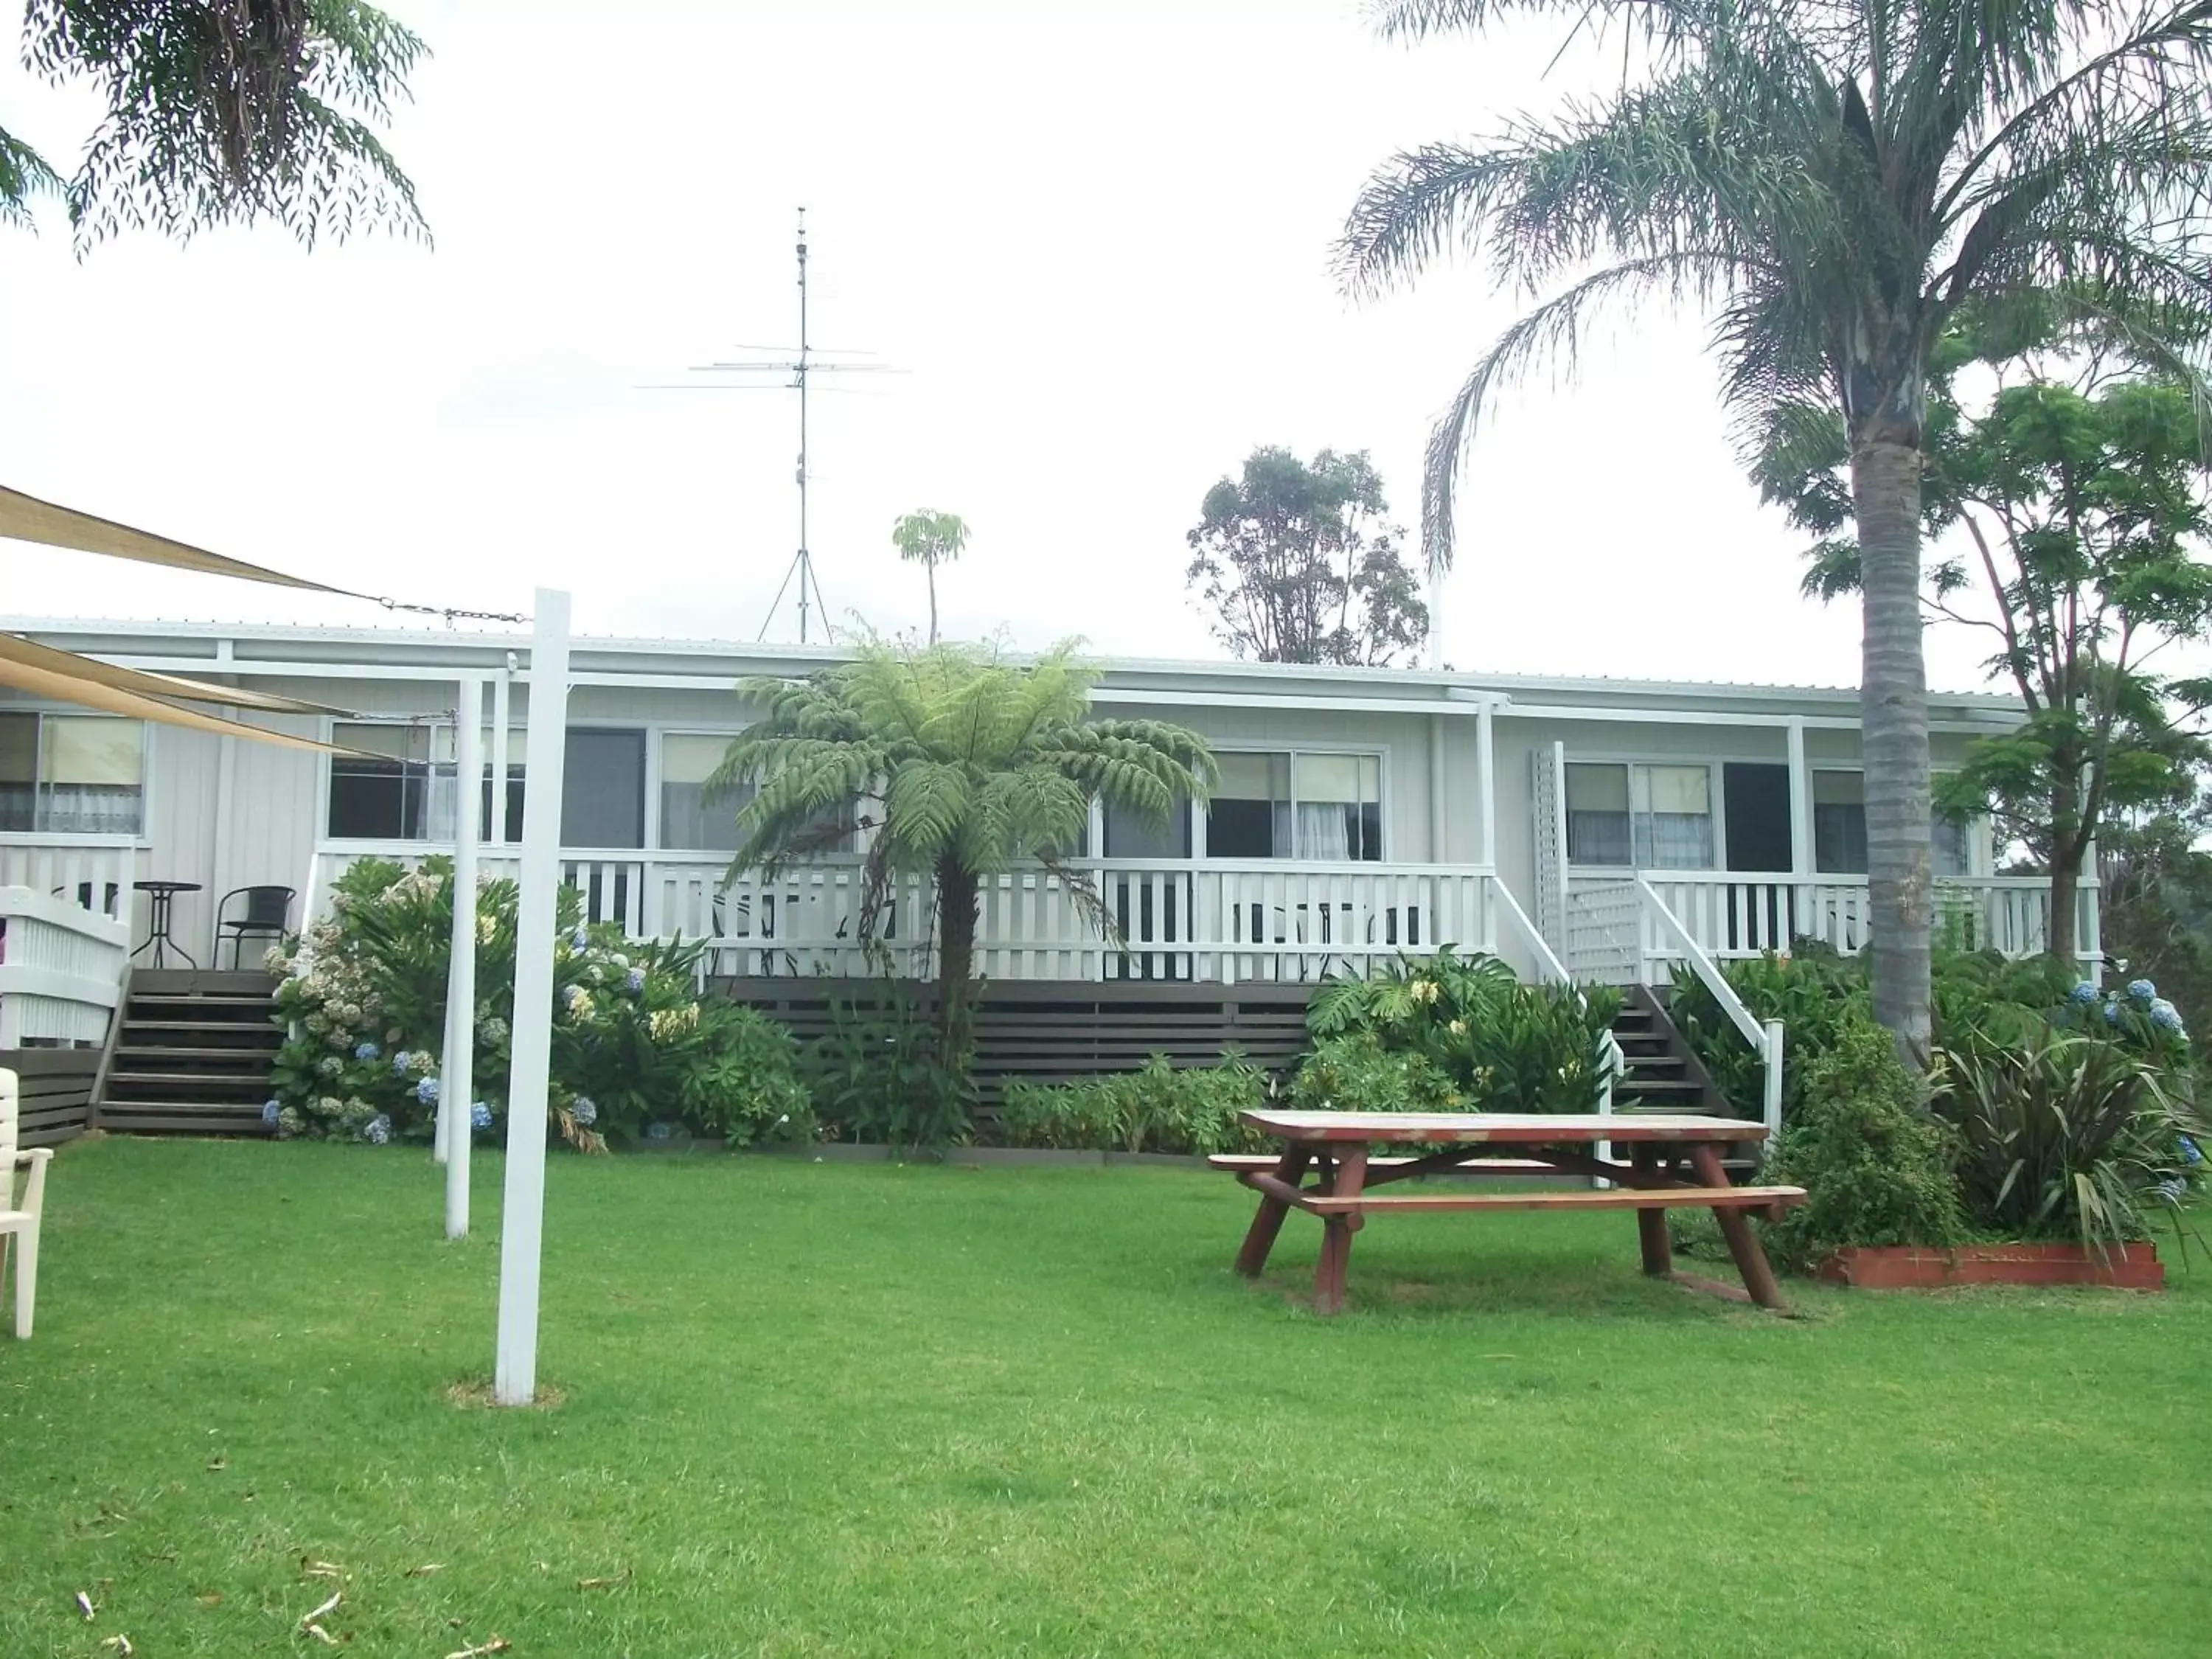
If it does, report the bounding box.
[4,0,425,246]
[711,641,1215,1057]
[891,509,970,646]
[1340,0,2212,1063]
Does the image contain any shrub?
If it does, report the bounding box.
[1761,1015,1969,1273]
[998,1054,1270,1155]
[1933,1028,2208,1252]
[1307,947,1621,1113]
[1670,950,1868,1122]
[1290,1032,1464,1116]
[268,858,813,1149]
[803,983,976,1148]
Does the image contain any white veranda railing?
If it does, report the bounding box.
[0,886,131,1047]
[309,844,1502,986]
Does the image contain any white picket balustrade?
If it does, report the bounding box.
[1571,871,2098,981]
[0,886,131,1046]
[0,838,142,927]
[307,844,1496,984]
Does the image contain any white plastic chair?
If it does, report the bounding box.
[1,1067,52,1338]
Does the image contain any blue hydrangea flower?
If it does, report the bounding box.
[2070,981,2099,1004]
[2104,1000,2121,1024]
[2151,999,2186,1034]
[2129,978,2158,1004]
[2182,1135,2203,1166]
[391,1052,411,1077]
[571,1096,598,1127]
[354,1040,380,1061]
[416,1075,441,1107]
[470,1101,494,1132]
[625,967,647,992]
[644,1119,671,1141]
[262,1099,281,1125]
[362,1114,392,1146]
[2155,1177,2188,1205]
[569,925,590,950]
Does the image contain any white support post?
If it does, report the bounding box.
[2081,838,2102,984]
[1427,713,1447,865]
[1426,566,1444,671]
[490,661,512,847]
[1786,718,1811,879]
[495,591,571,1407]
[1762,1018,1785,1141]
[1476,699,1496,869]
[441,677,485,1233]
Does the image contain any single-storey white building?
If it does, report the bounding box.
[0,616,2093,997]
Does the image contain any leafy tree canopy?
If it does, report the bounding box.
[4,0,427,247]
[1186,446,1427,666]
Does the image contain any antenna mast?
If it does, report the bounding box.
[658,208,897,644]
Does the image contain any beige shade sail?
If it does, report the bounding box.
[0,633,344,717]
[0,652,343,754]
[0,484,365,594]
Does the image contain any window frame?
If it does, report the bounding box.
[1183,743,1391,864]
[1562,757,1725,873]
[0,708,151,841]
[1809,765,1981,879]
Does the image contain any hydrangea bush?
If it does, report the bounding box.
[268,858,814,1150]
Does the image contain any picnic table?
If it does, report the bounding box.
[1213,1110,1806,1315]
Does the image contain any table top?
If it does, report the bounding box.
[1240,1110,1770,1144]
[133,880,203,894]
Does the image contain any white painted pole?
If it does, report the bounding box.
[442,676,484,1234]
[495,591,571,1406]
[1426,566,1444,671]
[490,660,512,848]
[1475,699,1497,868]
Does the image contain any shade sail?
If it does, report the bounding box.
[0,633,343,717]
[0,484,361,594]
[0,652,341,754]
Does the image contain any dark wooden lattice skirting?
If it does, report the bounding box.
[1,1048,102,1148]
[714,978,1317,1109]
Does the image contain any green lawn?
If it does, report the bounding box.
[2,1139,2208,1657]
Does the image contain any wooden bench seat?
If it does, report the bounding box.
[1206,1153,1555,1175]
[1295,1184,1806,1217]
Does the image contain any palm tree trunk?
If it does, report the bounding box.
[1853,437,1933,1067]
[933,852,978,1062]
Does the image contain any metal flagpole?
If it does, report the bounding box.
[495,591,570,1405]
[441,676,484,1234]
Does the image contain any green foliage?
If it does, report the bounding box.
[268,858,813,1150]
[1933,1029,2208,1253]
[1184,446,1429,666]
[891,508,970,644]
[1291,1032,1465,1116]
[998,1054,1271,1155]
[801,984,976,1149]
[1304,947,1622,1113]
[1765,299,2212,929]
[714,641,1216,1089]
[1670,951,1868,1122]
[10,0,427,248]
[1761,1016,1970,1272]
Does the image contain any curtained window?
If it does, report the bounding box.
[0,713,146,835]
[1207,751,1382,860]
[1565,762,1715,869]
[1813,770,1970,876]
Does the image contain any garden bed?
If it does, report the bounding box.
[1818,1242,2166,1291]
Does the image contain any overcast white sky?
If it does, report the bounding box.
[0,0,2010,691]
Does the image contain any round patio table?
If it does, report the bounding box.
[131,879,202,968]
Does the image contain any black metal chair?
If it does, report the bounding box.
[216,886,296,969]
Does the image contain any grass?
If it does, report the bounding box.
[2,1138,2208,1658]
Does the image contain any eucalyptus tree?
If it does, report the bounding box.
[1340,0,2212,1062]
[3,0,426,246]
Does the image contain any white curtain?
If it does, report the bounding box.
[1295,803,1351,860]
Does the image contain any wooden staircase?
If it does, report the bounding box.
[95,970,281,1136]
[1607,987,1724,1116]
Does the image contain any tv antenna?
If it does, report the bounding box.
[647,208,900,644]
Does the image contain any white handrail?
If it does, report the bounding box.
[1487,876,1573,985]
[1636,876,1762,1050]
[1636,875,1785,1138]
